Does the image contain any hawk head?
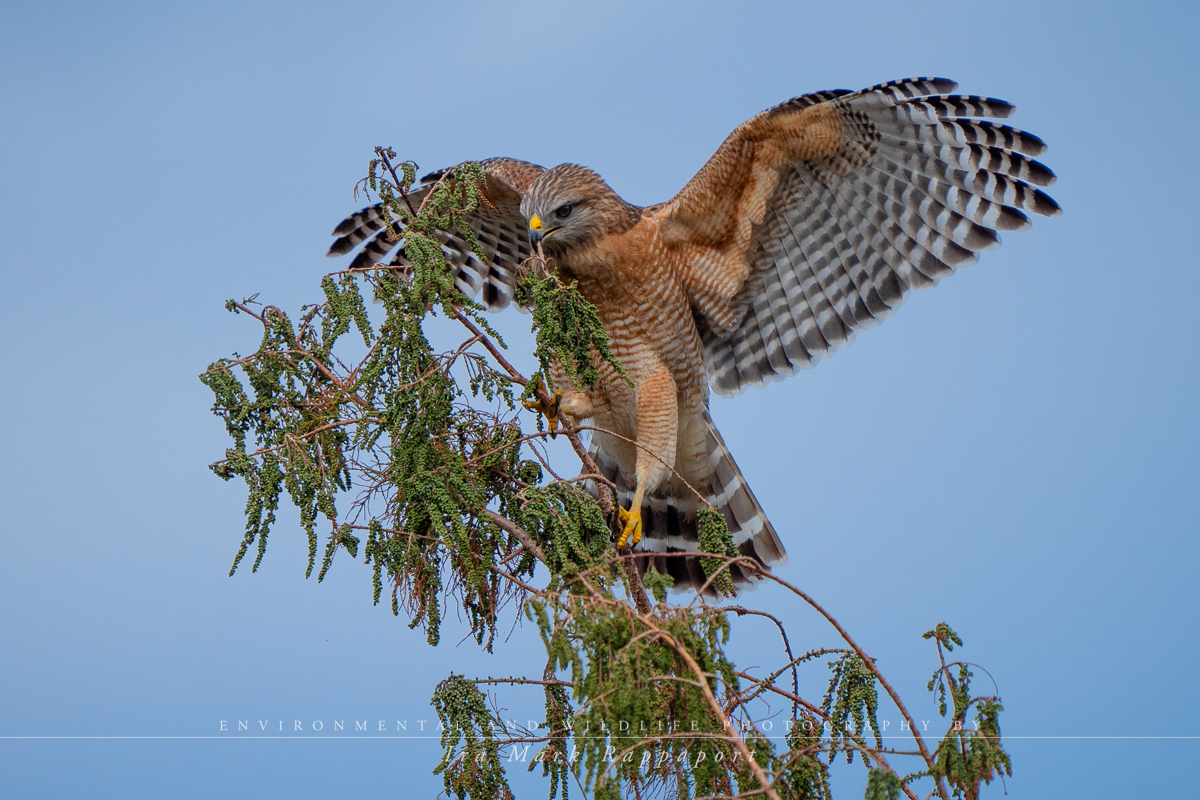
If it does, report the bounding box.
[520,164,639,254]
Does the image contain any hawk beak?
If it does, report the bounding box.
[528,215,561,246]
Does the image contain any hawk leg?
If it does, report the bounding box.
[617,366,678,550]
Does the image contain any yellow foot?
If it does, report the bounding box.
[521,376,563,438]
[617,503,643,549]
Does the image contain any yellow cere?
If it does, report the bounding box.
[530,216,543,230]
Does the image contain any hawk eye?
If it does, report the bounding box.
[554,204,573,220]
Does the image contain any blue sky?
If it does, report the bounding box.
[1,1,1197,797]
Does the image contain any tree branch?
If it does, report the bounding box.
[482,508,546,565]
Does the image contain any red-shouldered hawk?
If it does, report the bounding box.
[327,77,1059,592]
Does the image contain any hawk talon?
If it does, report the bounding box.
[617,503,642,549]
[522,379,563,438]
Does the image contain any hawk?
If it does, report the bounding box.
[328,77,1059,591]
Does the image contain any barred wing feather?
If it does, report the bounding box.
[691,78,1060,396]
[325,158,543,310]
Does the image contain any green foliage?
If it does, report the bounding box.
[922,625,1013,798]
[516,269,632,398]
[776,715,832,800]
[923,622,964,651]
[930,697,1011,800]
[822,653,883,765]
[864,768,901,800]
[511,483,612,580]
[527,591,743,799]
[642,569,675,605]
[433,674,515,800]
[696,508,739,596]
[531,672,574,800]
[201,163,536,650]
[201,151,1013,800]
[200,293,357,579]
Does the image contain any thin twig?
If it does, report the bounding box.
[725,606,801,715]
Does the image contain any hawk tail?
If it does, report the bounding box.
[588,410,787,595]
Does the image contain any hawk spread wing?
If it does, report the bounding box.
[327,157,544,310]
[655,77,1060,396]
[332,79,1058,398]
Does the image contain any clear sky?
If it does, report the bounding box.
[1,1,1197,797]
